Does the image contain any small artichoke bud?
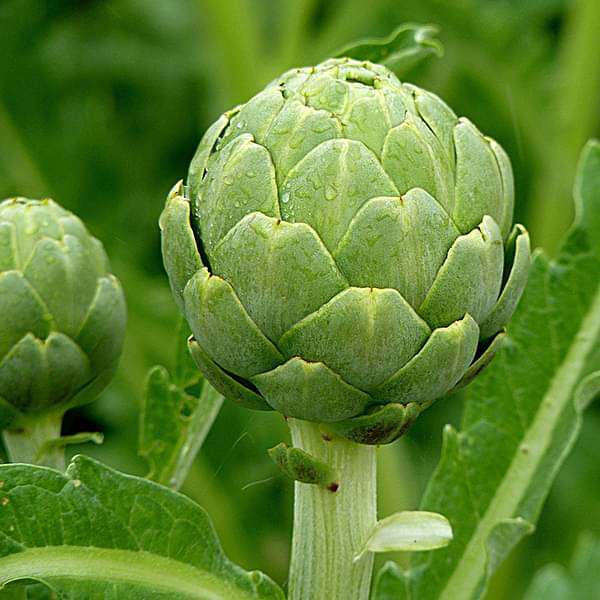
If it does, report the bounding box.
[161,58,531,443]
[0,198,126,428]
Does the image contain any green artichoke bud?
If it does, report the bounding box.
[0,198,126,428]
[161,58,530,443]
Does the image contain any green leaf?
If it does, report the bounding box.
[374,139,600,600]
[0,455,284,599]
[524,533,600,600]
[139,366,222,490]
[139,320,223,490]
[334,23,443,78]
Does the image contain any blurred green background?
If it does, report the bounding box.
[1,1,599,598]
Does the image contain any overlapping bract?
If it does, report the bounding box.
[161,58,530,442]
[0,198,126,427]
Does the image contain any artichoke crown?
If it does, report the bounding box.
[161,58,530,441]
[0,198,126,427]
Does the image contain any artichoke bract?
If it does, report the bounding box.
[0,198,126,428]
[161,58,530,443]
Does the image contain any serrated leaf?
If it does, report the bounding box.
[139,365,223,490]
[0,455,284,600]
[334,23,443,78]
[373,140,600,600]
[524,533,600,600]
[139,318,223,490]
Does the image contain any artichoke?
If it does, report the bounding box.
[0,198,126,428]
[161,58,530,443]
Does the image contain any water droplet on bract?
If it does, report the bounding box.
[309,174,321,190]
[325,185,337,201]
[311,121,331,134]
[289,134,305,149]
[224,176,234,186]
[366,233,381,248]
[274,124,292,136]
[46,256,55,265]
[281,191,290,204]
[246,170,256,178]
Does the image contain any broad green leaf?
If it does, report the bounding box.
[0,455,284,600]
[334,23,443,78]
[523,533,600,600]
[373,140,600,600]
[139,321,223,490]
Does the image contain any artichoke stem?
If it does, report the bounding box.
[2,411,65,471]
[288,418,377,600]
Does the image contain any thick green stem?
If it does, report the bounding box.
[287,418,377,600]
[2,412,65,471]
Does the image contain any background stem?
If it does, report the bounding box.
[2,412,65,471]
[287,418,377,600]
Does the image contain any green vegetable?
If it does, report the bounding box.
[0,198,126,431]
[161,57,530,442]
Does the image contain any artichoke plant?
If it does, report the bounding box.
[161,57,530,443]
[0,198,126,429]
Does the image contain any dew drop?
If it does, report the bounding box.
[311,121,331,134]
[289,134,305,149]
[325,185,337,201]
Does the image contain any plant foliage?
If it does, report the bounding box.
[0,455,283,599]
